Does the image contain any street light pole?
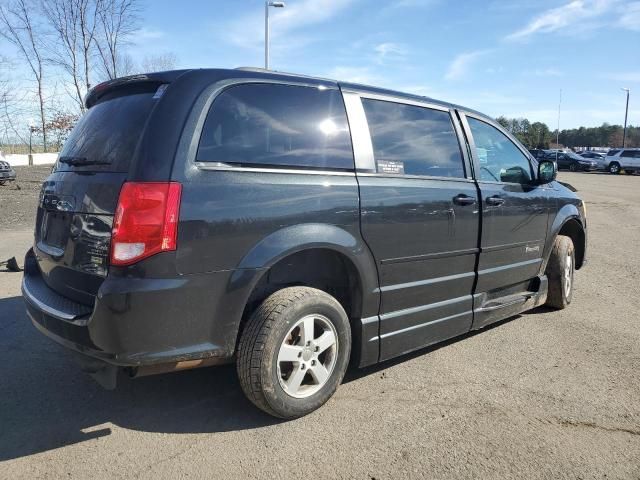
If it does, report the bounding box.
[556,88,562,161]
[264,1,285,70]
[621,88,630,148]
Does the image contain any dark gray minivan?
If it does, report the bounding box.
[23,68,587,418]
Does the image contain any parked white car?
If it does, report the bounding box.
[605,148,640,174]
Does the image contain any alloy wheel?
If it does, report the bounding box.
[564,252,573,297]
[277,314,338,399]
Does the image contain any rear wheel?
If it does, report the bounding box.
[569,163,577,172]
[237,287,351,419]
[545,235,575,310]
[609,162,621,174]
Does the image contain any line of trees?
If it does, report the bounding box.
[0,0,177,154]
[496,116,640,149]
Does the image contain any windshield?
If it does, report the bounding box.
[56,92,156,172]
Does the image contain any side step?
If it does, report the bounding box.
[472,276,548,330]
[480,291,535,311]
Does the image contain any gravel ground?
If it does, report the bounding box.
[0,171,638,479]
[0,165,52,230]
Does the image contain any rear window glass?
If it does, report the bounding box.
[56,92,156,172]
[362,99,465,178]
[196,84,354,170]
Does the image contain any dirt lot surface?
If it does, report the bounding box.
[0,165,52,230]
[0,171,638,479]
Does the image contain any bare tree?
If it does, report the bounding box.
[95,0,139,80]
[0,0,49,151]
[140,52,177,73]
[0,57,33,151]
[41,0,100,113]
[46,110,78,150]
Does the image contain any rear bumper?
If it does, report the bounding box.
[22,248,257,368]
[0,169,16,181]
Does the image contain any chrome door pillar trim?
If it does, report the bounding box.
[342,92,376,173]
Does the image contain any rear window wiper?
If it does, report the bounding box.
[58,156,110,166]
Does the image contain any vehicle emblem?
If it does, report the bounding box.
[41,193,76,212]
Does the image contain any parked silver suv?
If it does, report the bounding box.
[605,148,640,174]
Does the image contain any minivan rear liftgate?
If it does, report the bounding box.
[27,81,164,305]
[32,172,125,304]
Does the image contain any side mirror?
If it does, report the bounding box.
[537,160,557,184]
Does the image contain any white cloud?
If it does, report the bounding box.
[505,0,616,41]
[532,68,564,77]
[388,0,439,8]
[603,71,640,83]
[224,0,358,50]
[136,28,165,40]
[445,50,490,81]
[324,66,383,85]
[618,1,640,30]
[373,42,407,64]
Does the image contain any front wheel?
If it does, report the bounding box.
[237,287,351,419]
[545,235,575,309]
[569,163,577,172]
[609,162,621,174]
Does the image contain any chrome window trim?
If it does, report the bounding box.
[459,110,537,186]
[341,89,450,112]
[194,162,355,176]
[342,92,375,172]
[344,91,468,179]
[462,110,538,167]
[355,171,476,183]
[182,77,346,175]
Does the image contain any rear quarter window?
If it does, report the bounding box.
[196,83,354,170]
[620,150,640,158]
[57,92,157,172]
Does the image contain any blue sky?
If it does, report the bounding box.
[5,0,640,129]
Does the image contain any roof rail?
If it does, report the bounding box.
[234,67,269,72]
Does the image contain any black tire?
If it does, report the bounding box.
[237,287,351,419]
[545,235,575,310]
[569,163,577,172]
[609,162,621,174]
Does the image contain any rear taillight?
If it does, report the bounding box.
[110,182,182,266]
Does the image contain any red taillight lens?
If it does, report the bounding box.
[110,182,182,266]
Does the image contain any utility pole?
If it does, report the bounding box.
[265,2,286,70]
[621,88,630,148]
[556,88,562,160]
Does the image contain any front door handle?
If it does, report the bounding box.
[486,195,505,206]
[453,194,476,206]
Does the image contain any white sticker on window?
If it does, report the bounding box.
[377,160,405,175]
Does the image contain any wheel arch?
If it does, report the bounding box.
[543,205,586,273]
[227,223,380,366]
